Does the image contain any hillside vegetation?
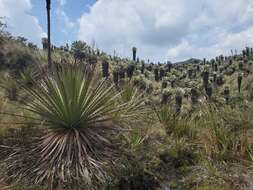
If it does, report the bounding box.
[1,22,253,190]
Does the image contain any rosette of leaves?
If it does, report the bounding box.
[88,53,97,65]
[190,88,199,105]
[224,86,230,104]
[134,69,141,76]
[188,68,193,79]
[169,75,177,88]
[144,70,151,78]
[71,40,87,63]
[206,84,213,99]
[113,68,119,85]
[146,64,153,72]
[237,72,243,93]
[140,61,145,74]
[216,74,224,86]
[180,70,187,80]
[101,55,110,78]
[154,66,159,81]
[3,63,146,189]
[161,79,168,89]
[212,71,217,83]
[159,67,165,80]
[161,88,172,104]
[175,88,184,113]
[119,66,126,80]
[239,61,243,70]
[146,81,154,94]
[166,62,172,72]
[224,66,236,76]
[183,87,191,99]
[133,75,146,90]
[202,70,209,91]
[171,69,180,77]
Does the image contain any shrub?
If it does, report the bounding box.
[159,140,199,169]
[3,63,146,189]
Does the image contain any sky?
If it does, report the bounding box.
[0,0,253,62]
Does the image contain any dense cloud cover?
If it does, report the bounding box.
[1,0,253,62]
[0,0,46,45]
[78,0,253,62]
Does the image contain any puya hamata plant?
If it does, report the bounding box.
[3,62,147,189]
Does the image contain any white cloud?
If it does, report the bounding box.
[56,0,76,33]
[78,0,253,62]
[0,0,46,45]
[57,0,66,7]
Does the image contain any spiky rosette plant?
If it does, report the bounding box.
[4,63,146,189]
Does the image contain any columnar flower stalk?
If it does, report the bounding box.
[238,73,243,93]
[146,64,152,71]
[119,67,125,80]
[202,71,209,91]
[159,68,165,80]
[211,59,215,69]
[191,88,198,105]
[132,47,137,62]
[188,69,193,79]
[246,47,250,57]
[239,62,243,70]
[113,70,119,85]
[167,63,172,72]
[175,92,182,113]
[214,63,218,72]
[102,60,109,78]
[46,0,52,68]
[146,83,153,94]
[213,73,217,83]
[216,75,224,86]
[171,80,175,88]
[224,86,230,104]
[127,63,135,80]
[162,81,167,89]
[154,67,159,81]
[196,65,200,72]
[242,50,246,57]
[141,62,145,74]
[206,85,213,100]
[220,55,224,63]
[229,59,233,66]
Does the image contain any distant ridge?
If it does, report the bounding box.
[174,58,201,65]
